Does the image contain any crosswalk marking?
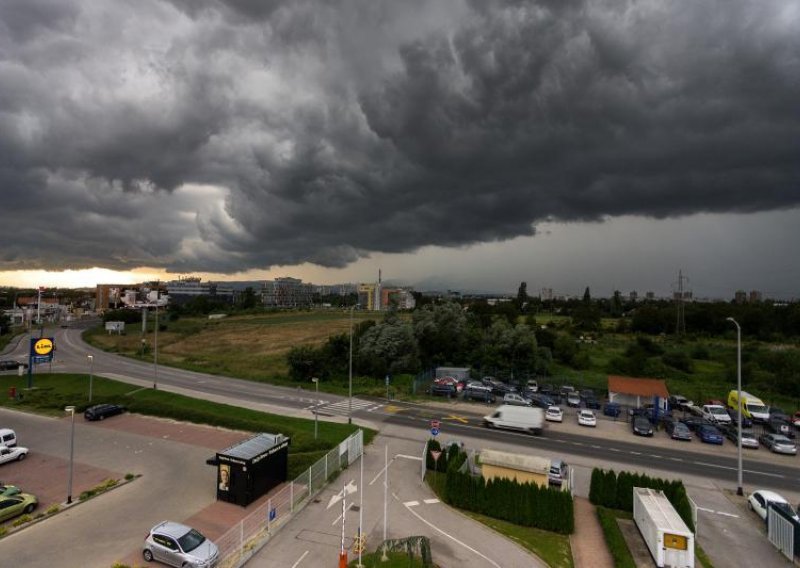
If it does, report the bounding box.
[314,399,384,416]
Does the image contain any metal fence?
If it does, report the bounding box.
[216,429,364,568]
[767,503,799,561]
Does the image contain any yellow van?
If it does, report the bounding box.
[727,390,770,423]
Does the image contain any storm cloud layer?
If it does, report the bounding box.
[1,0,798,273]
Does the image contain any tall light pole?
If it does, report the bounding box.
[312,377,319,440]
[153,302,159,390]
[726,317,744,496]
[348,305,354,424]
[87,354,94,402]
[65,406,76,504]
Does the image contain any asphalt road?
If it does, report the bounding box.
[4,324,800,494]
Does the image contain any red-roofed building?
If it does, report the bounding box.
[608,376,670,411]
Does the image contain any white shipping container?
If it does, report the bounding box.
[633,487,695,568]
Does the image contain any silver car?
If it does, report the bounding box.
[143,521,219,568]
[759,433,798,455]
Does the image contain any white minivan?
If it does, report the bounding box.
[0,429,17,447]
[483,404,544,435]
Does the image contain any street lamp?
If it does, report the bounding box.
[311,377,319,440]
[348,305,354,424]
[726,317,744,496]
[65,406,76,504]
[87,354,94,402]
[153,302,159,390]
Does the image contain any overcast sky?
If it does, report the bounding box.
[1,1,798,298]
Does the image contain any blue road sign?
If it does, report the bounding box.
[430,428,439,436]
[269,507,277,521]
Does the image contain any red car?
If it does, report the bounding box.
[793,411,800,428]
[705,399,725,407]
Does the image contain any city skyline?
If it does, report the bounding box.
[1,2,798,298]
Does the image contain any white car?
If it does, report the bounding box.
[0,445,28,466]
[747,490,800,522]
[545,406,563,422]
[577,410,597,427]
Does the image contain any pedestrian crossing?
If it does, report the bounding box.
[307,398,384,416]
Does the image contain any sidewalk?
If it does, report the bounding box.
[570,497,614,568]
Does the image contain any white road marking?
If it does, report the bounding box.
[629,451,642,455]
[716,511,740,518]
[403,500,420,507]
[395,454,423,461]
[370,457,396,486]
[403,501,503,568]
[423,498,440,504]
[291,551,310,568]
[331,502,354,525]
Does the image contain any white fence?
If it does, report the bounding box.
[217,429,364,568]
[767,505,796,561]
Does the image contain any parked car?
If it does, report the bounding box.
[559,385,576,398]
[503,393,531,407]
[766,417,795,439]
[663,419,692,441]
[0,446,28,466]
[632,416,654,437]
[747,490,800,522]
[680,416,713,432]
[526,380,539,393]
[584,397,601,410]
[566,392,582,408]
[545,406,563,423]
[579,389,595,401]
[701,404,731,424]
[0,484,21,497]
[489,381,517,397]
[143,521,220,567]
[603,402,622,418]
[668,395,693,411]
[0,360,28,371]
[792,411,800,428]
[548,459,568,487]
[531,394,555,409]
[84,403,126,421]
[462,385,495,404]
[759,433,798,455]
[0,492,37,523]
[726,409,753,429]
[705,399,726,407]
[721,426,759,449]
[696,425,724,445]
[429,382,457,398]
[768,406,789,421]
[577,410,597,427]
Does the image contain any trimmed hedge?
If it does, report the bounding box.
[589,468,694,531]
[434,446,574,535]
[596,507,636,568]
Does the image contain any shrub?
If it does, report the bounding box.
[46,504,60,515]
[125,473,135,481]
[12,514,32,527]
[596,507,636,568]
[0,526,6,538]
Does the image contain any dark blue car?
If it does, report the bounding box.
[697,425,724,445]
[603,402,621,417]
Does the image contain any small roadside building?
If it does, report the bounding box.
[608,376,670,411]
[216,433,290,507]
[479,449,550,488]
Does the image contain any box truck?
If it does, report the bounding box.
[483,404,544,435]
[633,487,694,568]
[727,390,770,423]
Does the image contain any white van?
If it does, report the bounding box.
[0,429,17,447]
[483,404,544,435]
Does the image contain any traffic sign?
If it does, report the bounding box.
[430,428,439,436]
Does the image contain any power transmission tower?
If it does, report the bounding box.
[673,269,689,335]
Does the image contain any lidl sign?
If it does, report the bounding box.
[30,337,55,362]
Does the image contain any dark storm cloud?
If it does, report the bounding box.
[0,0,798,272]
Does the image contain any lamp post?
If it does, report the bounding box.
[153,302,159,390]
[312,377,319,440]
[87,354,94,402]
[726,317,744,496]
[348,305,354,424]
[65,406,76,504]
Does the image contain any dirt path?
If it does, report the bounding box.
[570,497,614,568]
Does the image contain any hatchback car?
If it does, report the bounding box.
[748,490,800,522]
[462,385,495,404]
[0,445,28,466]
[577,410,597,427]
[0,492,37,523]
[548,459,569,487]
[664,419,692,441]
[696,425,724,444]
[545,406,563,422]
[566,392,582,408]
[84,403,126,421]
[143,521,219,568]
[429,382,457,398]
[722,427,759,449]
[0,484,21,497]
[503,393,531,407]
[632,416,654,436]
[759,433,798,455]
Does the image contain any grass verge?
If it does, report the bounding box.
[696,543,716,568]
[425,473,573,568]
[595,507,636,568]
[0,373,374,478]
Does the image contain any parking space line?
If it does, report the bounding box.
[404,500,420,507]
[291,550,310,568]
[331,502,354,525]
[423,498,440,504]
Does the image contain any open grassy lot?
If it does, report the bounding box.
[0,373,373,478]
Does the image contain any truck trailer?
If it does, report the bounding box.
[633,487,694,568]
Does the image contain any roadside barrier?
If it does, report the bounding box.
[216,429,364,568]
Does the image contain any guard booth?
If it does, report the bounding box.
[216,433,290,507]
